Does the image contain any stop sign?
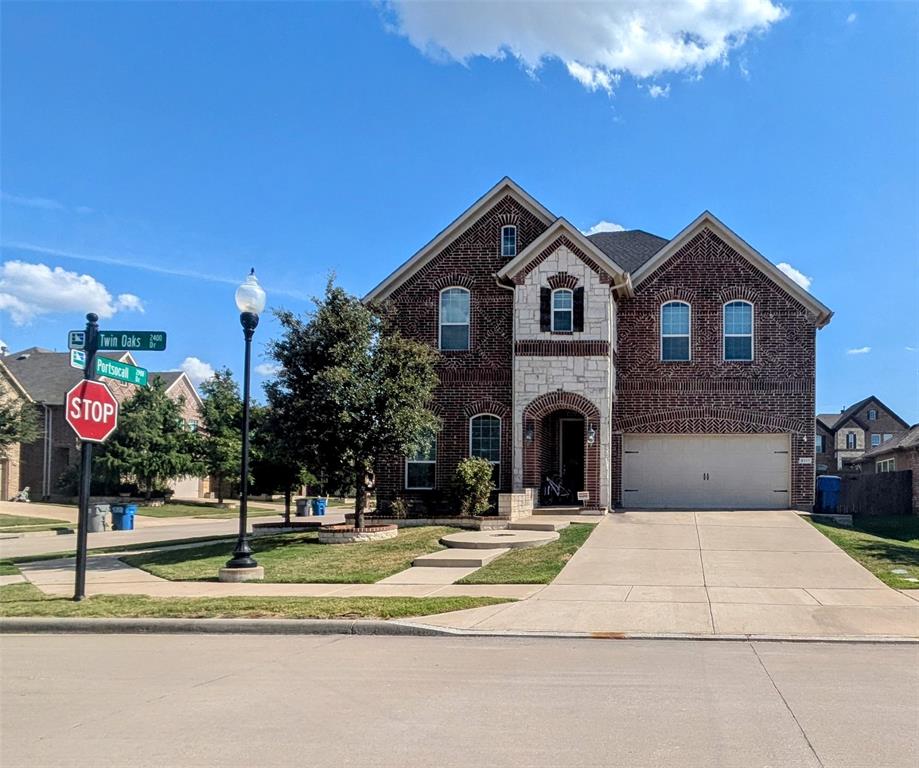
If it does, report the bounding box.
[65,380,119,443]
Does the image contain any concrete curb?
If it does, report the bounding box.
[1,617,917,643]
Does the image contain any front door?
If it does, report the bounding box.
[559,419,585,496]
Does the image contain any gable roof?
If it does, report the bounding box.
[859,424,919,460]
[631,211,833,328]
[817,395,910,433]
[587,229,668,273]
[363,177,555,302]
[496,218,631,289]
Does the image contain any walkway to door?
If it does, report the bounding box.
[416,510,919,637]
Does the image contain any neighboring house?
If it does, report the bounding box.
[0,361,32,500]
[0,348,206,500]
[815,396,909,473]
[853,425,919,513]
[366,178,832,512]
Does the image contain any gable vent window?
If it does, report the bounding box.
[661,301,691,361]
[501,225,517,258]
[867,409,878,421]
[724,300,754,361]
[439,287,470,351]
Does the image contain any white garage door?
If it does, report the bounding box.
[622,434,790,509]
[169,475,201,500]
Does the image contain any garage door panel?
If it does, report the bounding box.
[622,435,790,510]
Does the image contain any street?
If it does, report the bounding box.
[1,634,916,767]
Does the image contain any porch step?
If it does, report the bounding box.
[508,518,570,532]
[412,547,509,568]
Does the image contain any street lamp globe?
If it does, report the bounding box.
[235,269,267,315]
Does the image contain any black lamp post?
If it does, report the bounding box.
[225,268,266,571]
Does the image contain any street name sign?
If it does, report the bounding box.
[70,349,86,370]
[65,380,119,443]
[95,356,148,387]
[97,331,167,352]
[68,330,86,350]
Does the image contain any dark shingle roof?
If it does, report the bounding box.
[816,413,843,430]
[816,395,909,433]
[860,425,919,460]
[586,229,669,273]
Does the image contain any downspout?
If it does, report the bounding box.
[494,274,516,495]
[41,402,51,499]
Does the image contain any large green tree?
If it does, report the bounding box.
[0,398,40,451]
[268,279,440,529]
[96,379,201,498]
[198,368,242,503]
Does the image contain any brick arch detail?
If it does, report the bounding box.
[616,406,807,435]
[653,286,696,303]
[717,286,759,304]
[432,274,476,291]
[522,391,601,507]
[463,399,509,419]
[547,272,579,289]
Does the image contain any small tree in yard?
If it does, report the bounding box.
[0,398,40,452]
[452,457,495,516]
[96,379,201,499]
[268,278,440,530]
[199,369,243,503]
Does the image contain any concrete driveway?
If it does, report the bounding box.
[418,511,919,638]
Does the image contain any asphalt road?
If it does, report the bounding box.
[1,634,916,767]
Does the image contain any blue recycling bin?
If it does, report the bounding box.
[310,498,327,516]
[111,504,136,531]
[815,475,841,514]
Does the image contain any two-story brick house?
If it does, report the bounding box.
[367,178,832,512]
[815,396,910,473]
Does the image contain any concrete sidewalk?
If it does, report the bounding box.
[416,511,919,638]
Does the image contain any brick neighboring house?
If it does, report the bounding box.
[815,396,909,473]
[0,361,32,500]
[853,425,919,512]
[366,178,833,512]
[0,348,206,500]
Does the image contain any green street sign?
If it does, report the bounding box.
[95,356,149,387]
[96,331,167,352]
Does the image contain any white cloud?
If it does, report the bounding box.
[116,293,145,313]
[384,1,787,93]
[776,262,813,291]
[906,346,917,352]
[583,220,626,236]
[255,362,281,377]
[846,13,857,24]
[647,84,670,99]
[0,339,8,354]
[0,260,145,325]
[846,346,871,355]
[1,190,92,214]
[179,357,215,386]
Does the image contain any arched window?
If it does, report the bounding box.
[439,287,470,351]
[723,300,754,361]
[501,225,517,257]
[660,301,690,361]
[470,414,501,484]
[551,288,573,332]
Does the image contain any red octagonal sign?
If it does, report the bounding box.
[65,380,119,443]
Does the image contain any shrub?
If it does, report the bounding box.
[452,457,495,517]
[389,497,409,519]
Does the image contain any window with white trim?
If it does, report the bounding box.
[867,408,878,421]
[846,432,857,450]
[661,301,690,361]
[405,436,436,489]
[439,287,470,351]
[501,225,517,257]
[551,289,573,332]
[871,434,881,447]
[724,301,754,361]
[470,414,501,484]
[876,458,896,473]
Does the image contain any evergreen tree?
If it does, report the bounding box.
[268,278,440,529]
[198,368,243,503]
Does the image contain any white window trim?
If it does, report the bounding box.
[723,300,754,362]
[405,438,437,490]
[438,286,470,351]
[501,225,517,257]
[867,409,878,421]
[469,413,501,473]
[551,288,574,332]
[871,434,881,447]
[846,432,857,450]
[876,457,896,473]
[660,300,691,362]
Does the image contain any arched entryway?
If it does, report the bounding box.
[522,391,601,507]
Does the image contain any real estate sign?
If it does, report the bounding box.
[94,356,149,387]
[96,331,167,351]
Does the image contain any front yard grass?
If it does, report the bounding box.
[457,523,595,584]
[811,516,919,590]
[0,513,73,534]
[0,582,510,620]
[133,504,276,519]
[121,527,458,583]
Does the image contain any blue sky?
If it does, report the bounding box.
[1,1,917,422]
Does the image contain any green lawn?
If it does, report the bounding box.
[457,523,595,584]
[811,516,919,589]
[133,504,276,519]
[121,526,457,583]
[0,582,510,620]
[0,512,73,534]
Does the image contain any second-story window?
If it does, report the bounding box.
[846,432,857,450]
[661,301,690,361]
[551,289,573,332]
[867,409,878,421]
[871,434,881,447]
[439,287,470,351]
[724,300,754,361]
[501,225,517,257]
[815,435,825,453]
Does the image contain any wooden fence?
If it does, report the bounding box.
[839,470,913,517]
